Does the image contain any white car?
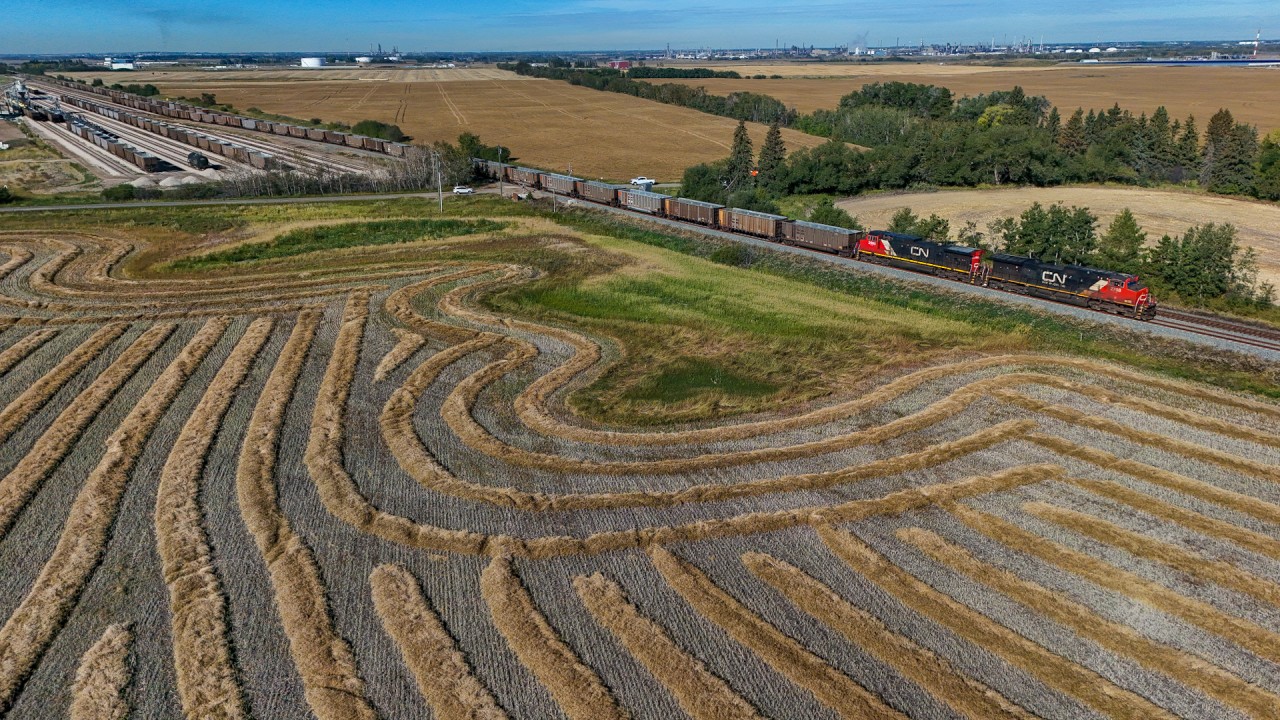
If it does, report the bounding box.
[452,185,475,195]
[629,176,655,185]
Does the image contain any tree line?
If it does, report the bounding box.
[497,61,795,125]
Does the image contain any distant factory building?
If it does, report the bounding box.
[608,60,632,70]
[355,56,373,64]
[301,57,325,68]
[103,57,136,70]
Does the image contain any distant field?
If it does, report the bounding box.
[65,68,829,180]
[642,62,1280,132]
[838,186,1280,284]
[68,66,523,83]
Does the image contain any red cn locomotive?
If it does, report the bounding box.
[983,254,1157,319]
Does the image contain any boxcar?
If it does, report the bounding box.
[618,188,667,214]
[306,127,327,142]
[664,197,723,226]
[289,126,307,138]
[485,160,509,179]
[782,219,861,255]
[718,208,788,239]
[387,142,408,157]
[345,134,365,148]
[324,130,345,144]
[508,167,542,187]
[575,180,620,205]
[273,123,291,136]
[540,173,579,196]
[858,231,983,280]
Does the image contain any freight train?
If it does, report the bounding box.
[58,94,280,171]
[32,77,411,158]
[476,160,1158,320]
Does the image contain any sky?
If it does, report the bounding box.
[2,0,1278,54]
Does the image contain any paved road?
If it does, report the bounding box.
[2,188,1276,361]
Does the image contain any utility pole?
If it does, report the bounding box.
[431,151,443,212]
[498,146,504,197]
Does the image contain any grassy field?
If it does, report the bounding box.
[0,196,1278,719]
[837,185,1280,286]
[65,67,829,181]
[640,62,1280,132]
[0,125,98,196]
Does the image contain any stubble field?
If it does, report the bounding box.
[837,186,1280,286]
[64,67,829,181]
[643,62,1280,132]
[0,197,1278,718]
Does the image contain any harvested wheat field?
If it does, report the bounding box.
[838,186,1280,286]
[643,62,1280,132]
[1,196,1279,718]
[65,67,828,181]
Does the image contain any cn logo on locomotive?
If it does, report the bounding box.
[1041,271,1068,285]
[909,246,930,258]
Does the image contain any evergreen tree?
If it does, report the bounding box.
[1058,108,1087,154]
[1255,131,1280,201]
[756,119,787,194]
[1096,209,1147,273]
[725,120,755,192]
[1200,109,1235,186]
[1148,106,1176,180]
[1043,106,1061,140]
[1175,115,1200,181]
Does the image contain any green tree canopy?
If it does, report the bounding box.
[1096,208,1147,274]
[888,207,950,241]
[991,202,1098,265]
[807,198,862,230]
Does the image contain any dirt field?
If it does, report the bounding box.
[642,62,1280,132]
[65,68,829,181]
[0,200,1278,718]
[838,186,1280,285]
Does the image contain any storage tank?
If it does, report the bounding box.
[301,57,325,68]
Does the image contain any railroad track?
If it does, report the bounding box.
[1152,309,1280,353]
[544,189,1280,356]
[34,81,377,176]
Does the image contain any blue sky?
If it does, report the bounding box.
[3,0,1277,54]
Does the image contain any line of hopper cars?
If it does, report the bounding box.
[35,77,412,157]
[66,116,162,172]
[59,94,279,171]
[477,160,1158,320]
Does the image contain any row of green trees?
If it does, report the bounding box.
[497,62,795,125]
[626,67,742,79]
[791,81,1280,201]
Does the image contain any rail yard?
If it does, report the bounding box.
[3,77,410,185]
